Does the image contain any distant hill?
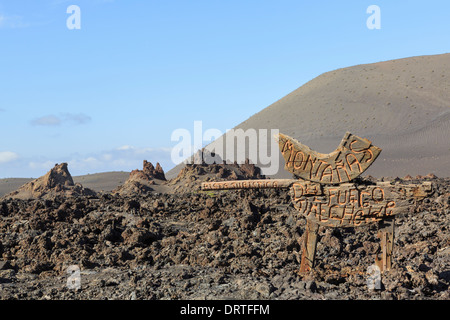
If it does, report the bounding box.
[167,53,450,179]
[73,171,130,193]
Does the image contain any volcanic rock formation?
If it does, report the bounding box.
[133,160,166,181]
[168,156,265,193]
[113,160,167,195]
[3,163,97,200]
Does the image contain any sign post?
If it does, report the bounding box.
[201,132,433,273]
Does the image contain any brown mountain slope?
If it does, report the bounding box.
[167,53,450,179]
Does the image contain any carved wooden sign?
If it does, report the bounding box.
[202,179,432,228]
[202,179,297,190]
[277,132,381,184]
[201,131,433,274]
[290,180,432,228]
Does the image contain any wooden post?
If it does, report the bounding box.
[375,217,395,271]
[299,219,319,273]
[201,179,297,191]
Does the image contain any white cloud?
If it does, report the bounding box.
[31,113,91,126]
[31,115,62,126]
[0,14,28,29]
[0,151,19,164]
[117,145,134,151]
[22,145,174,177]
[0,144,177,178]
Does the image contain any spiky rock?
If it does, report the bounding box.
[3,163,96,200]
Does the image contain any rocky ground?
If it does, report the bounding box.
[0,162,449,300]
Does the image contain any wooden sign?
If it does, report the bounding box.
[277,132,381,184]
[290,181,432,228]
[202,179,297,190]
[201,131,433,274]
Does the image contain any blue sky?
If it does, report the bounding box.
[0,0,449,178]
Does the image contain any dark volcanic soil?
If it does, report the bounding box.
[0,174,449,300]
